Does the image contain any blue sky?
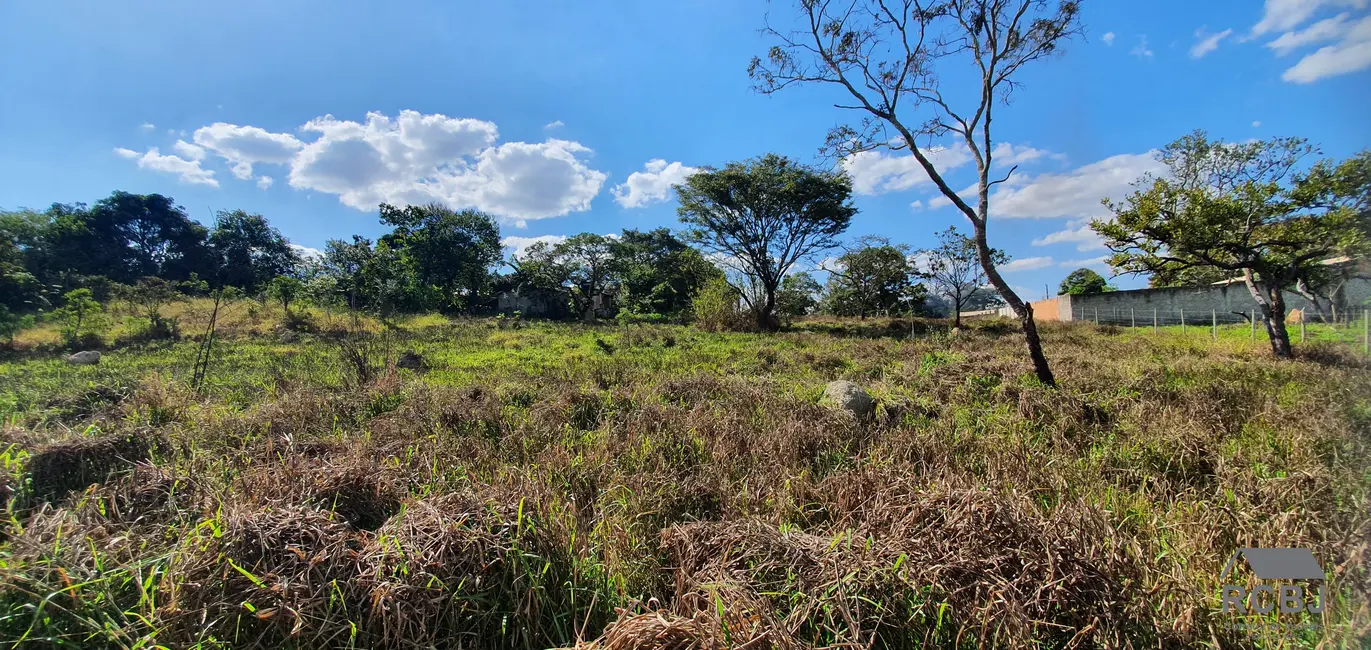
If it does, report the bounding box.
[2,0,1369,297]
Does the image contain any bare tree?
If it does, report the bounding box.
[916,226,1007,327]
[749,0,1082,386]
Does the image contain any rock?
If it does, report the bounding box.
[820,380,874,419]
[397,351,426,370]
[66,350,102,366]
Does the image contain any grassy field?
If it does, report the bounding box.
[1,300,1368,649]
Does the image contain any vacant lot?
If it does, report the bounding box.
[1,306,1368,649]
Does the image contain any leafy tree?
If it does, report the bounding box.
[610,228,722,318]
[1095,134,1369,358]
[677,154,855,331]
[1058,268,1111,295]
[0,305,35,346]
[53,288,108,347]
[776,272,822,319]
[121,276,181,328]
[209,210,300,293]
[267,275,304,314]
[916,227,1009,328]
[322,236,375,313]
[377,203,502,312]
[526,234,618,321]
[821,236,921,318]
[749,0,1082,385]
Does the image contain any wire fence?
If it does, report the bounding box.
[1072,305,1371,353]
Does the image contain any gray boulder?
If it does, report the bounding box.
[821,380,874,419]
[66,350,102,366]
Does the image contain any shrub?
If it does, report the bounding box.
[0,306,35,346]
[690,277,749,332]
[52,288,109,349]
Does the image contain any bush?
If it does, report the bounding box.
[690,278,750,332]
[52,288,109,349]
[0,306,35,346]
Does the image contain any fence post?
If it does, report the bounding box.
[1094,308,1098,325]
[1131,308,1135,329]
[1153,309,1158,333]
[1181,308,1185,335]
[1300,318,1306,343]
[1364,309,1369,357]
[1251,309,1257,342]
[1212,309,1217,341]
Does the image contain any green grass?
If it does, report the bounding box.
[0,309,1368,649]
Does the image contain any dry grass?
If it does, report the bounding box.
[0,315,1368,648]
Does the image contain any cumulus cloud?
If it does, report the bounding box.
[545,120,565,130]
[501,234,567,259]
[1000,257,1055,272]
[1131,35,1154,58]
[139,122,156,132]
[1102,31,1115,45]
[841,145,975,195]
[989,152,1161,219]
[290,243,322,260]
[1252,120,1263,127]
[172,140,206,161]
[193,122,305,180]
[909,200,925,211]
[1280,13,1371,82]
[114,147,218,187]
[1190,27,1233,58]
[118,110,610,224]
[1031,218,1107,251]
[843,142,1057,197]
[612,159,699,208]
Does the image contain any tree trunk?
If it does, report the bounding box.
[971,224,1056,387]
[953,308,962,329]
[1242,270,1293,358]
[1294,278,1329,323]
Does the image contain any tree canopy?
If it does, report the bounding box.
[822,236,924,318]
[1058,268,1111,295]
[676,153,855,331]
[1095,132,1370,357]
[916,227,1008,327]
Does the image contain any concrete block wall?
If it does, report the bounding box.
[1050,277,1371,324]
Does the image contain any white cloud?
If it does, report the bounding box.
[612,159,699,208]
[257,175,274,190]
[1280,14,1371,82]
[1057,256,1111,269]
[990,152,1162,219]
[1102,31,1115,45]
[842,145,975,194]
[1266,13,1356,54]
[928,182,979,209]
[1131,35,1154,58]
[1252,120,1263,127]
[1031,218,1106,251]
[290,243,322,260]
[139,122,156,132]
[545,120,565,130]
[909,200,925,211]
[1000,257,1055,272]
[1251,0,1367,36]
[172,140,205,161]
[193,122,305,180]
[114,147,218,187]
[121,110,610,224]
[1190,27,1233,58]
[286,112,603,222]
[991,142,1059,165]
[501,234,567,259]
